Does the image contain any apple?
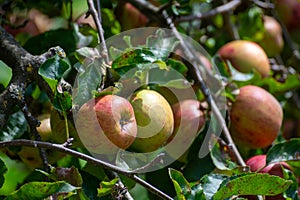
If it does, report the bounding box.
[230,85,283,148]
[115,2,148,31]
[166,99,206,162]
[36,114,52,141]
[246,154,292,200]
[259,16,284,57]
[129,89,174,152]
[275,0,300,31]
[218,40,270,77]
[75,94,137,154]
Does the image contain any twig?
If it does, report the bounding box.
[221,0,240,40]
[86,0,109,64]
[162,8,245,166]
[175,0,241,23]
[0,139,173,200]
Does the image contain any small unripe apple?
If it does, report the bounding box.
[129,89,174,152]
[166,99,205,162]
[115,2,148,31]
[36,114,52,141]
[230,85,283,148]
[246,154,292,200]
[275,0,300,31]
[75,95,137,154]
[218,40,270,77]
[259,16,284,57]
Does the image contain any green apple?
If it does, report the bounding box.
[218,40,270,77]
[230,85,283,148]
[75,94,137,154]
[129,89,174,152]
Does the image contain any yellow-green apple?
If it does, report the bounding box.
[115,2,148,31]
[129,89,174,152]
[75,95,137,154]
[259,16,284,57]
[230,85,283,148]
[166,99,206,162]
[218,40,270,77]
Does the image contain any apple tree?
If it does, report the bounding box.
[0,0,300,199]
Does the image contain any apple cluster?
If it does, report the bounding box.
[75,88,206,161]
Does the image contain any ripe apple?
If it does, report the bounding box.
[218,40,270,77]
[230,85,283,148]
[259,16,284,57]
[246,154,292,200]
[129,89,174,152]
[275,0,300,31]
[166,99,206,162]
[115,2,148,31]
[75,95,137,154]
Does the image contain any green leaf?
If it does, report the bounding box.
[38,56,71,92]
[24,29,76,55]
[111,48,157,70]
[159,79,192,89]
[97,178,118,197]
[0,158,7,188]
[282,168,299,200]
[169,168,190,200]
[73,60,104,107]
[166,58,188,75]
[201,173,226,200]
[53,91,72,112]
[0,61,12,88]
[5,181,79,200]
[75,47,100,64]
[266,139,300,164]
[0,110,27,141]
[213,173,292,199]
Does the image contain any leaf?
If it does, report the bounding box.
[169,168,191,200]
[166,58,188,75]
[200,173,226,200]
[97,178,118,197]
[0,61,12,88]
[53,91,72,112]
[111,48,157,70]
[24,29,76,55]
[213,173,292,199]
[73,60,104,107]
[75,47,100,64]
[282,168,299,200]
[0,110,27,141]
[0,158,7,188]
[38,55,71,92]
[5,181,79,200]
[50,167,83,187]
[266,139,300,164]
[159,79,192,89]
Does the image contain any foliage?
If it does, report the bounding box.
[0,0,300,199]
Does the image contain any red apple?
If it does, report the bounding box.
[275,0,300,31]
[246,155,267,172]
[115,2,148,31]
[259,16,284,57]
[230,85,283,148]
[218,40,270,77]
[129,89,174,152]
[75,95,137,154]
[166,99,206,162]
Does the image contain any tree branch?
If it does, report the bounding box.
[175,0,241,23]
[0,139,173,200]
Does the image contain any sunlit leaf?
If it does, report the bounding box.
[213,173,292,199]
[97,178,118,197]
[5,181,79,200]
[169,168,190,199]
